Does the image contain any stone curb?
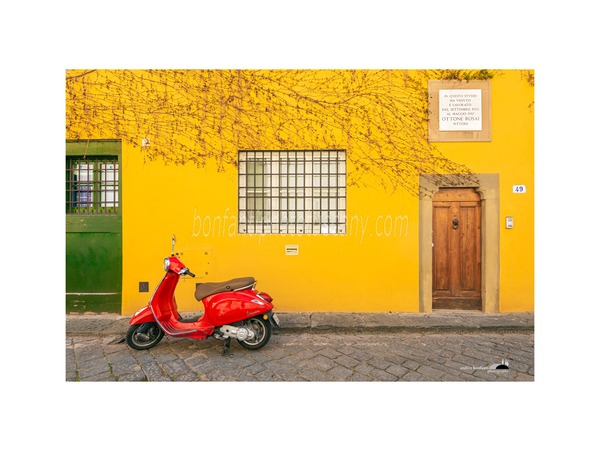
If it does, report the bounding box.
[66,311,534,335]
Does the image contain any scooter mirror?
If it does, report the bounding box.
[171,234,177,255]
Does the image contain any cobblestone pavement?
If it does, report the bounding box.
[66,330,534,381]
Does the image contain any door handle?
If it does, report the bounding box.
[452,218,459,230]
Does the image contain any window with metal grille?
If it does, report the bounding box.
[66,156,119,214]
[238,150,346,234]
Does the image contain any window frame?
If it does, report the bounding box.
[66,155,120,215]
[238,150,347,235]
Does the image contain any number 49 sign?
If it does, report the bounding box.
[512,185,526,194]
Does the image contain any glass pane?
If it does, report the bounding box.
[100,163,119,209]
[74,163,93,208]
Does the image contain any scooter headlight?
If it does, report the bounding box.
[163,257,171,271]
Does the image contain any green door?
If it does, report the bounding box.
[66,140,122,313]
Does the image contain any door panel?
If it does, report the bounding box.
[458,204,481,293]
[432,204,451,293]
[432,188,481,310]
[66,229,122,312]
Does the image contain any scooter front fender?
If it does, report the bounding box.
[130,305,154,325]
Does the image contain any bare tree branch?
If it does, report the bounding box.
[66,69,486,195]
[66,69,98,80]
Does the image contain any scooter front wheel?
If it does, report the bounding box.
[238,316,272,350]
[126,323,164,350]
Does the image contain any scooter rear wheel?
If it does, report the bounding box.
[126,323,164,350]
[238,316,272,350]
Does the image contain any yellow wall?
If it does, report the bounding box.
[66,69,534,315]
[121,153,421,314]
[431,73,535,311]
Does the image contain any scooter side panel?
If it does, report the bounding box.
[206,290,273,326]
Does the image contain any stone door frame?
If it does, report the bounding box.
[419,173,499,313]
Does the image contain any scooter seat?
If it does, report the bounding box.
[195,277,255,301]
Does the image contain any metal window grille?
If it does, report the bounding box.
[66,156,119,214]
[238,150,346,234]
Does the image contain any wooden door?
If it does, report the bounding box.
[432,188,481,310]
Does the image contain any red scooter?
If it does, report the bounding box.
[126,236,279,353]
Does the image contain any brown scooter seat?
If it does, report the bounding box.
[194,277,255,301]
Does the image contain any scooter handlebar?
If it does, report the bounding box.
[179,268,196,278]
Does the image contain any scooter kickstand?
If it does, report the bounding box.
[223,337,231,355]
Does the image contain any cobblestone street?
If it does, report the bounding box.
[66,330,534,382]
